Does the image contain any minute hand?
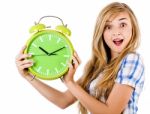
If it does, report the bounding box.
[39,46,56,55]
[48,47,65,56]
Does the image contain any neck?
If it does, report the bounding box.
[111,51,119,61]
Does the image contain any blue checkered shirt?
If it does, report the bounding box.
[115,53,145,114]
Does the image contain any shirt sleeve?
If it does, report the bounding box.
[115,53,145,88]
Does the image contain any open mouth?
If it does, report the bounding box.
[113,39,124,46]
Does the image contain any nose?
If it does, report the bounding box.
[112,28,121,36]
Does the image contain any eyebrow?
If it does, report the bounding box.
[119,18,127,21]
[106,18,127,23]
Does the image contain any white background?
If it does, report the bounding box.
[0,0,149,114]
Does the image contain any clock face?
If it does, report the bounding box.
[25,30,73,80]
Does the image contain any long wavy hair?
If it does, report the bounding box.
[78,2,140,114]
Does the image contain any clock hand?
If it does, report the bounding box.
[48,46,66,56]
[39,46,49,55]
[32,53,57,56]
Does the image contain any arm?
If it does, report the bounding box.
[66,82,133,114]
[66,81,133,114]
[15,46,77,109]
[25,75,77,109]
[62,52,133,114]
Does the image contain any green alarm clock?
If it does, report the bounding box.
[24,16,74,80]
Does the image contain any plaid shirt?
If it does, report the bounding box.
[115,53,145,114]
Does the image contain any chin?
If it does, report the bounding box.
[113,49,123,54]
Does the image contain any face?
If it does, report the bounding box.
[103,12,132,59]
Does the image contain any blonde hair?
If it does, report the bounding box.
[79,2,140,114]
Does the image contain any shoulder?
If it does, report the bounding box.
[116,52,145,87]
[120,52,144,68]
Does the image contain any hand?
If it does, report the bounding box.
[15,46,34,77]
[39,46,56,56]
[61,51,81,84]
[48,47,65,56]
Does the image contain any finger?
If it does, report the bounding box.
[73,51,81,64]
[16,45,29,61]
[60,77,64,82]
[19,45,27,54]
[18,59,33,66]
[16,54,31,61]
[72,56,79,69]
[19,63,33,70]
[67,62,76,77]
[68,62,73,69]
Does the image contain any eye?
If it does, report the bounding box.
[120,23,127,28]
[105,25,112,30]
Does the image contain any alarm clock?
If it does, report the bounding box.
[24,16,74,80]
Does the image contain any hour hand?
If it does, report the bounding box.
[39,46,49,55]
[39,47,56,55]
[48,47,65,56]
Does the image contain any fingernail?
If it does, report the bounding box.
[68,63,72,68]
[67,62,70,66]
[74,51,77,55]
[31,61,34,65]
[29,54,32,57]
[31,60,34,63]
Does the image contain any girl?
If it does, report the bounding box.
[15,2,144,114]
